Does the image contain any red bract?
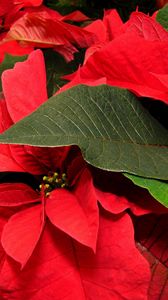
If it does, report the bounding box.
[14,0,43,7]
[0,0,13,17]
[0,38,33,63]
[4,11,96,61]
[0,50,48,172]
[134,214,168,299]
[60,10,168,104]
[0,212,151,300]
[0,2,94,62]
[0,0,42,19]
[156,0,168,8]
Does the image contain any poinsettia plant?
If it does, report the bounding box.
[0,0,168,299]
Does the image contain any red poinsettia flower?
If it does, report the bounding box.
[60,10,168,104]
[0,49,167,299]
[0,49,160,299]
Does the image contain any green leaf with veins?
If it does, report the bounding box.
[124,173,168,207]
[0,84,168,179]
[156,4,168,30]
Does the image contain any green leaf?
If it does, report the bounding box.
[124,173,168,207]
[156,4,168,30]
[0,85,168,179]
[0,54,27,91]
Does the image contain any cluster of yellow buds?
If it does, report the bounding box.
[39,172,68,197]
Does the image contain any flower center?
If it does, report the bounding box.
[39,171,68,197]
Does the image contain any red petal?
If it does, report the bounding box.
[2,49,47,123]
[151,72,168,89]
[0,153,25,172]
[0,100,24,172]
[96,188,131,213]
[5,11,97,60]
[135,214,168,267]
[135,214,168,299]
[9,145,71,175]
[138,244,168,300]
[1,205,44,267]
[66,148,86,186]
[0,0,13,17]
[103,9,124,39]
[0,212,150,299]
[8,144,49,174]
[96,186,168,216]
[0,37,33,63]
[24,145,71,172]
[125,12,168,41]
[0,223,88,299]
[74,211,150,300]
[0,183,39,206]
[73,168,99,249]
[14,0,43,7]
[61,10,89,22]
[62,23,168,104]
[0,98,13,132]
[46,186,98,251]
[93,171,168,215]
[86,19,106,42]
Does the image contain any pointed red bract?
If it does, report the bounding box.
[2,49,47,123]
[4,11,97,61]
[0,153,25,172]
[0,50,54,175]
[1,205,44,267]
[46,188,97,251]
[61,10,89,22]
[0,212,150,300]
[0,35,33,63]
[156,0,168,8]
[91,170,168,216]
[14,0,43,7]
[0,183,39,206]
[0,99,26,171]
[135,214,168,299]
[135,214,168,267]
[0,0,13,17]
[61,11,168,104]
[0,2,93,62]
[124,12,168,41]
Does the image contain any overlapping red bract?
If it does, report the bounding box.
[156,0,168,8]
[0,2,95,62]
[135,214,168,299]
[0,212,151,300]
[0,0,13,17]
[60,10,168,104]
[4,11,96,61]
